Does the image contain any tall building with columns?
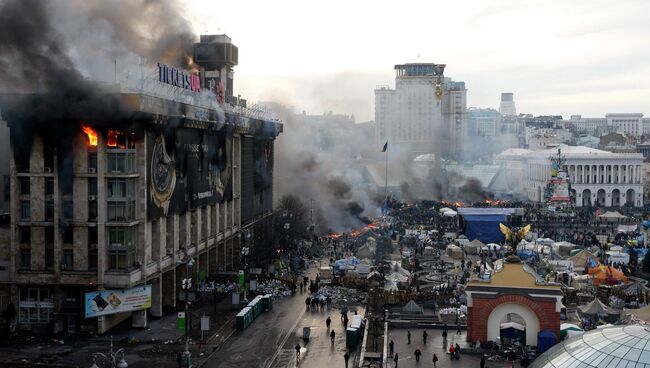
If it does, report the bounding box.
[523,145,644,207]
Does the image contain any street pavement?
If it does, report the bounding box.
[386,328,510,368]
[205,267,359,368]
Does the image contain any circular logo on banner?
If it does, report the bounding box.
[150,134,176,214]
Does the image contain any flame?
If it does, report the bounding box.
[107,130,120,147]
[454,201,463,208]
[81,124,98,147]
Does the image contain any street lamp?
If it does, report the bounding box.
[240,229,251,303]
[179,250,195,368]
[89,337,128,368]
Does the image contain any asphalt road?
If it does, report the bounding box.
[205,270,354,368]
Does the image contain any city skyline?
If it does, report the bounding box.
[190,0,650,121]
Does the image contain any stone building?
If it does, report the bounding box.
[0,36,282,334]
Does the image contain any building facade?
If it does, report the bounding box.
[498,92,516,117]
[468,108,501,137]
[523,146,644,207]
[0,36,282,334]
[374,63,467,159]
[565,113,650,137]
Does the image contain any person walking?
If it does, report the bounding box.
[449,345,455,359]
[393,353,399,367]
[414,348,421,363]
[407,330,411,344]
[432,353,438,368]
[480,354,486,368]
[389,339,394,356]
[423,330,428,344]
[177,352,182,368]
[455,342,461,360]
[326,316,331,329]
[295,344,301,362]
[330,329,336,344]
[456,325,462,335]
[344,351,350,368]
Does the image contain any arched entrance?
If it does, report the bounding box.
[570,189,577,206]
[612,189,620,206]
[597,189,606,206]
[487,303,541,346]
[500,313,527,345]
[626,189,635,206]
[582,189,591,206]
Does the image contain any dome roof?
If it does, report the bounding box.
[531,325,650,367]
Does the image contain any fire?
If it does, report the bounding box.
[454,201,463,208]
[81,124,98,147]
[107,130,119,147]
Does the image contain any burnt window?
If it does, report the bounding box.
[19,227,30,244]
[43,145,54,172]
[63,199,73,220]
[88,227,98,270]
[62,250,73,270]
[88,151,97,173]
[63,226,73,244]
[20,249,30,270]
[45,227,54,246]
[19,178,30,195]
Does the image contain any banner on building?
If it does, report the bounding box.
[84,285,152,318]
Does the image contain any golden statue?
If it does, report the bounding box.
[499,223,531,263]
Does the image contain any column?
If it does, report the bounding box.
[597,165,601,184]
[150,275,163,317]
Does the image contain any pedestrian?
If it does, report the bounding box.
[393,353,399,367]
[414,348,421,362]
[480,354,485,368]
[295,344,301,362]
[456,325,462,335]
[443,323,448,335]
[455,343,461,359]
[300,281,304,293]
[432,353,438,368]
[326,316,331,329]
[449,345,455,359]
[344,351,350,368]
[423,330,428,344]
[407,330,411,344]
[305,297,311,311]
[330,329,336,344]
[389,339,394,357]
[177,352,182,368]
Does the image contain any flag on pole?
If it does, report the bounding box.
[381,141,388,152]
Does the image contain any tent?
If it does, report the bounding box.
[386,272,408,284]
[599,211,627,221]
[570,250,599,270]
[402,300,423,314]
[579,298,621,322]
[439,207,452,213]
[617,224,637,233]
[560,323,584,340]
[537,330,558,354]
[588,265,628,286]
[553,242,577,257]
[500,322,525,340]
[443,210,457,217]
[465,239,485,255]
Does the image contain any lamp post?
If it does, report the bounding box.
[180,251,195,368]
[240,229,251,303]
[89,337,128,368]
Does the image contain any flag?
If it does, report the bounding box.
[381,141,388,152]
[381,199,390,216]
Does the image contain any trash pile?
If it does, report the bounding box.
[257,279,292,299]
[199,281,238,293]
[314,285,367,308]
[438,306,467,324]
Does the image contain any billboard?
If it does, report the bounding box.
[84,285,152,318]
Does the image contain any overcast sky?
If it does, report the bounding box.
[189,0,650,122]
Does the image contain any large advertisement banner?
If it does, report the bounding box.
[85,285,152,318]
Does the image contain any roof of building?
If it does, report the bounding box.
[466,262,561,291]
[496,148,533,158]
[530,325,650,368]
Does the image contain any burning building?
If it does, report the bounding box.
[0,35,282,334]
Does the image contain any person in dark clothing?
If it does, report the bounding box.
[432,353,438,368]
[389,339,394,356]
[414,348,421,362]
[480,355,486,368]
[344,351,350,368]
[177,352,182,368]
[455,343,461,359]
[330,329,336,344]
[393,353,399,367]
[407,330,411,344]
[326,316,331,329]
[295,344,301,361]
[305,297,311,310]
[423,330,428,344]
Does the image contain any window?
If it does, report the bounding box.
[62,250,73,270]
[88,178,97,196]
[88,151,97,172]
[88,227,98,270]
[19,178,30,195]
[107,227,136,270]
[20,249,30,270]
[20,200,30,220]
[45,178,54,195]
[45,247,54,271]
[63,226,73,244]
[107,150,136,173]
[46,200,54,221]
[18,287,53,324]
[19,227,30,244]
[62,199,73,220]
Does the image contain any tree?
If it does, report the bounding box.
[642,250,650,273]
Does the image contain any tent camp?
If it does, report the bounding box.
[622,304,650,323]
[402,300,423,314]
[579,298,621,322]
[553,242,577,257]
[465,239,485,255]
[500,322,525,340]
[588,265,628,286]
[570,250,599,270]
[560,323,584,340]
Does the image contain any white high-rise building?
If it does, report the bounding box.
[375,63,467,159]
[499,92,516,116]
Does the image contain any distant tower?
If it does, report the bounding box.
[499,92,516,116]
